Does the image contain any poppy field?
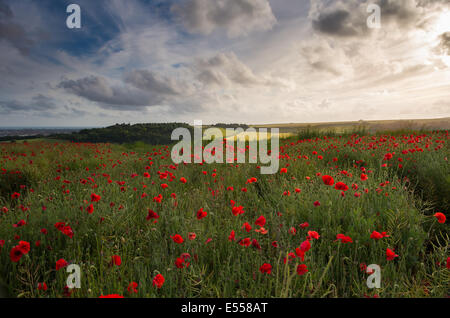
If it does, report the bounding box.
[0,129,449,298]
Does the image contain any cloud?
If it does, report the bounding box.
[300,39,353,77]
[193,52,280,87]
[310,0,424,38]
[317,98,332,109]
[57,72,206,113]
[171,0,276,37]
[0,94,57,114]
[0,0,34,54]
[376,0,420,27]
[2,0,450,126]
[0,0,12,18]
[58,76,155,109]
[124,69,192,95]
[438,32,450,55]
[312,8,363,37]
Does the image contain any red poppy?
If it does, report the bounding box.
[146,210,160,221]
[289,227,296,235]
[242,222,252,233]
[86,204,94,214]
[18,241,30,254]
[336,234,353,243]
[62,226,74,238]
[434,212,446,224]
[90,193,101,202]
[11,192,20,199]
[55,222,65,231]
[300,240,311,252]
[239,238,251,247]
[299,222,309,229]
[259,263,272,274]
[255,215,266,227]
[152,274,165,289]
[196,208,207,220]
[232,205,245,216]
[295,248,305,261]
[112,255,122,266]
[296,264,308,276]
[335,182,349,191]
[56,258,68,270]
[228,230,235,241]
[175,257,190,269]
[322,175,334,186]
[37,282,48,291]
[13,219,26,228]
[386,248,399,261]
[370,231,389,240]
[360,263,367,272]
[361,174,368,181]
[171,234,184,244]
[127,282,138,294]
[307,231,320,240]
[10,246,23,262]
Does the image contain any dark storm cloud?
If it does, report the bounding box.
[311,0,426,38]
[376,0,419,26]
[0,94,57,114]
[312,9,361,37]
[58,76,156,109]
[57,74,204,112]
[0,0,34,54]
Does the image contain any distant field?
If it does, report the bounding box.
[203,128,293,141]
[252,117,450,134]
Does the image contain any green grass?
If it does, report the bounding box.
[0,131,448,298]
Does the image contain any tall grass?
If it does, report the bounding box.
[0,131,448,298]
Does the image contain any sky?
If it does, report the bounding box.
[0,0,449,127]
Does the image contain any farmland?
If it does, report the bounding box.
[0,128,448,298]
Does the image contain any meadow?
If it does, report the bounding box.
[0,129,448,298]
